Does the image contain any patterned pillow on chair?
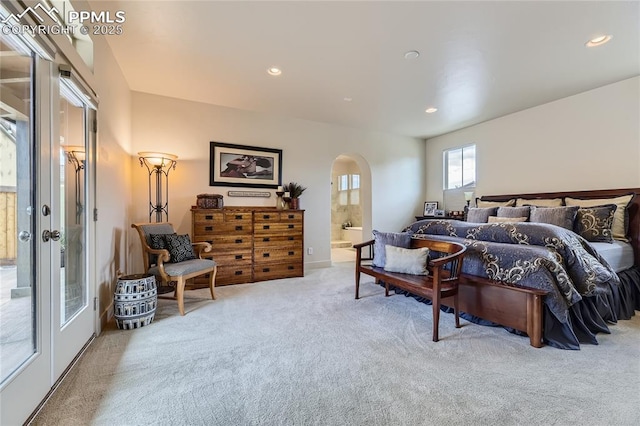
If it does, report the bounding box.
[164,234,197,263]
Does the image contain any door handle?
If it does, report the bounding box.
[18,231,32,242]
[42,230,61,242]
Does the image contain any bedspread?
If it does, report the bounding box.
[404,220,620,324]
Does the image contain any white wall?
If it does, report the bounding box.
[130,92,424,269]
[91,35,132,329]
[425,77,640,204]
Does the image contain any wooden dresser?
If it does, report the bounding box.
[191,207,304,285]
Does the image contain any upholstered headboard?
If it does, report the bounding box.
[479,188,640,266]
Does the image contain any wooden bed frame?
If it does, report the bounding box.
[456,187,639,347]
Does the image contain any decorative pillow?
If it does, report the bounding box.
[372,230,411,268]
[384,245,429,275]
[477,199,516,208]
[515,198,563,207]
[488,216,528,223]
[149,233,170,250]
[466,207,498,223]
[497,206,530,219]
[164,234,197,263]
[574,204,617,243]
[529,206,579,230]
[565,195,633,241]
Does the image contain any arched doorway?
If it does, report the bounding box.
[330,154,372,263]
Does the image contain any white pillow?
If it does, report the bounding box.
[488,216,528,223]
[515,197,564,207]
[384,245,429,275]
[477,199,516,208]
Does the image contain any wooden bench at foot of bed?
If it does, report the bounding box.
[355,237,548,348]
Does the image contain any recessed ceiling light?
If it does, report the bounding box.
[425,107,438,114]
[343,97,352,102]
[404,50,420,60]
[585,35,612,47]
[267,67,282,76]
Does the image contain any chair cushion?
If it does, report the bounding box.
[164,234,197,263]
[149,258,216,277]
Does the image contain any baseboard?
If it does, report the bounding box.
[305,260,332,270]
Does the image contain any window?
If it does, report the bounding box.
[337,174,360,205]
[443,145,476,190]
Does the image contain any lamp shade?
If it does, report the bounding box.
[464,191,474,202]
[138,152,178,168]
[63,145,86,162]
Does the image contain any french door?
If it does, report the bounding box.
[0,25,96,425]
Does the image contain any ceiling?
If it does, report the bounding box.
[89,1,639,139]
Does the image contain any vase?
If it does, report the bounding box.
[290,198,300,210]
[276,191,286,210]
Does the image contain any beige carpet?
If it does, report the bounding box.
[32,263,640,425]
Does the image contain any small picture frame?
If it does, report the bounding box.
[434,209,445,217]
[423,201,438,216]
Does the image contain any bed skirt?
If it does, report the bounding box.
[387,266,640,350]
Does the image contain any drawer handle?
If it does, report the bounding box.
[263,214,270,219]
[288,215,294,219]
[235,239,243,244]
[288,224,294,229]
[263,237,270,242]
[235,215,243,220]
[235,255,242,260]
[263,225,270,230]
[234,271,243,276]
[288,266,294,270]
[288,251,294,256]
[263,253,270,258]
[263,268,270,273]
[205,215,213,220]
[235,226,243,231]
[288,236,294,241]
[205,226,213,231]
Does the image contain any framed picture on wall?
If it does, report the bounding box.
[210,142,282,188]
[423,201,438,216]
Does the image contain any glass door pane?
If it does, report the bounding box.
[0,39,36,384]
[59,90,86,325]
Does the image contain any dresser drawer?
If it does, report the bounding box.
[207,249,252,264]
[216,264,253,285]
[254,245,302,264]
[254,211,303,223]
[253,234,303,247]
[193,234,253,250]
[254,222,303,235]
[253,262,303,282]
[193,222,251,235]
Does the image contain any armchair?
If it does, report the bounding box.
[131,222,217,315]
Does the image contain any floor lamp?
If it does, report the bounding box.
[63,145,85,225]
[138,152,178,222]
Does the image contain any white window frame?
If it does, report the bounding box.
[443,144,476,190]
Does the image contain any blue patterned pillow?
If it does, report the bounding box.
[529,206,579,230]
[372,230,411,268]
[466,207,498,223]
[149,233,170,250]
[497,206,530,219]
[574,204,617,243]
[164,234,196,263]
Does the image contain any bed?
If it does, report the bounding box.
[404,188,640,349]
